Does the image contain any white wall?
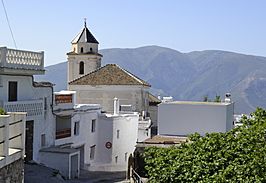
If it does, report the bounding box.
[68,85,149,114]
[137,119,151,142]
[87,113,139,172]
[158,102,234,136]
[0,75,55,162]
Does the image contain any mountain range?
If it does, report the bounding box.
[35,46,266,114]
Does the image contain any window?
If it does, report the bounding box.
[79,61,84,74]
[115,156,118,163]
[41,134,46,147]
[80,47,84,53]
[8,81,17,102]
[90,145,96,160]
[91,119,96,133]
[90,48,92,52]
[117,130,120,139]
[74,122,79,136]
[125,153,128,162]
[44,97,47,110]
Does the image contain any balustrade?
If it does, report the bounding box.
[0,47,44,71]
[4,100,44,117]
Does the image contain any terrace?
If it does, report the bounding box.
[0,47,44,75]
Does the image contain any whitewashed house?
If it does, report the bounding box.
[158,100,234,136]
[39,91,140,179]
[0,112,26,182]
[0,47,55,163]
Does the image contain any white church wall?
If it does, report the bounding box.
[69,85,149,114]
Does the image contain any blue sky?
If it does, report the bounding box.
[1,0,266,66]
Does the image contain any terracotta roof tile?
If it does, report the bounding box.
[69,64,151,87]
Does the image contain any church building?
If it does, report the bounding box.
[67,22,151,114]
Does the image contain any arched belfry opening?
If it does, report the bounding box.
[79,61,84,74]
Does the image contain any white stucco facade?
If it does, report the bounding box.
[90,112,139,171]
[158,101,234,136]
[0,47,55,163]
[68,85,149,114]
[39,91,140,175]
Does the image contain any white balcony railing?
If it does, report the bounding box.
[0,47,44,71]
[4,100,44,117]
[0,112,26,169]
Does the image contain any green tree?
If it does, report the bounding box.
[203,95,208,102]
[144,108,266,182]
[214,95,221,102]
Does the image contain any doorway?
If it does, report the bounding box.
[25,120,34,162]
[70,154,79,179]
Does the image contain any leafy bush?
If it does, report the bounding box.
[144,108,266,182]
[0,108,7,115]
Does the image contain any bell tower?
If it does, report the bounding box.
[67,20,102,83]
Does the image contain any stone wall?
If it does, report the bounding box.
[0,159,23,183]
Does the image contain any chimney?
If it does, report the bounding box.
[224,93,231,103]
[113,97,119,115]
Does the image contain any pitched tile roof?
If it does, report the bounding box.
[148,92,161,104]
[69,64,151,87]
[72,25,99,44]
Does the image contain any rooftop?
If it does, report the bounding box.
[71,22,99,44]
[162,101,232,106]
[69,64,151,87]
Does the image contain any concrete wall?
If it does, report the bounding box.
[158,102,234,136]
[39,152,71,179]
[0,159,23,183]
[148,105,158,127]
[68,85,149,114]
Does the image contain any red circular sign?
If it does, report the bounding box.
[105,142,112,149]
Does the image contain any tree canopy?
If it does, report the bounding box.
[144,108,266,182]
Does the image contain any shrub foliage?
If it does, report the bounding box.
[0,108,7,115]
[144,108,266,182]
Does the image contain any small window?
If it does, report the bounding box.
[91,119,96,133]
[79,61,84,74]
[44,97,47,110]
[74,122,79,136]
[8,81,17,102]
[117,130,120,139]
[41,134,46,147]
[90,145,96,160]
[115,156,118,163]
[80,47,84,53]
[90,48,92,52]
[125,153,128,162]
